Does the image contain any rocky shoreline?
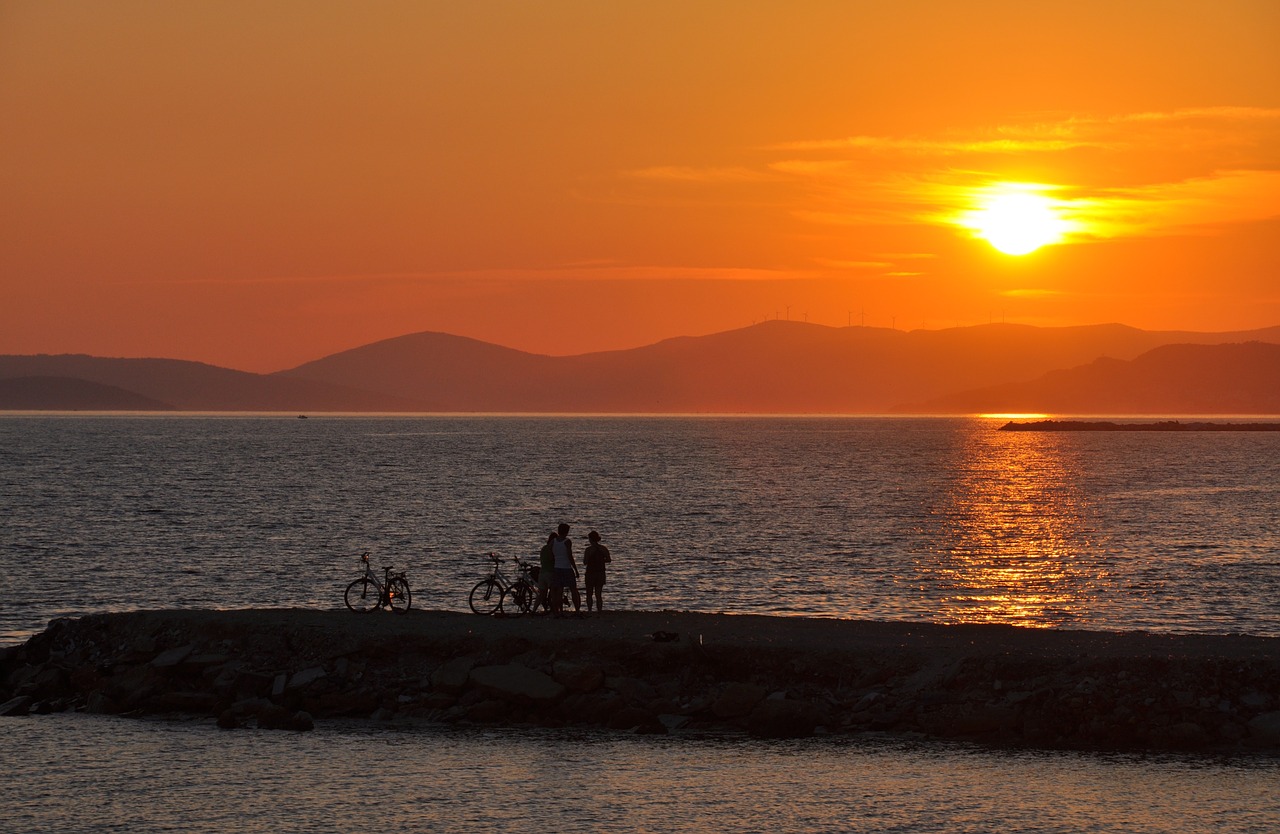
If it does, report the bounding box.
[3,608,1279,753]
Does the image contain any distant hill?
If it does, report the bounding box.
[278,321,1280,413]
[905,342,1280,414]
[0,355,427,411]
[4,322,1280,413]
[0,376,176,411]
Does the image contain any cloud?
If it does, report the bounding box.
[813,258,891,269]
[769,107,1280,242]
[121,264,819,288]
[625,166,779,183]
[770,136,1101,155]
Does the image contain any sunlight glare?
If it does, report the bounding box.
[963,184,1071,256]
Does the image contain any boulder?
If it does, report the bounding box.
[469,665,565,705]
[258,704,314,731]
[606,676,657,705]
[607,706,659,732]
[85,690,121,715]
[658,713,691,731]
[712,682,767,719]
[150,645,195,668]
[0,695,33,716]
[746,698,818,739]
[310,690,381,717]
[432,657,478,694]
[1247,711,1280,746]
[287,667,327,691]
[553,661,604,693]
[1161,721,1209,750]
[466,699,511,722]
[149,691,219,713]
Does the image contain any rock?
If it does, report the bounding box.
[258,705,314,731]
[574,693,626,725]
[606,676,657,705]
[287,667,326,691]
[432,657,478,695]
[419,692,457,711]
[257,704,293,729]
[851,691,882,712]
[470,665,566,705]
[29,666,70,699]
[658,713,690,731]
[150,691,219,713]
[217,710,240,730]
[182,653,229,670]
[553,661,604,693]
[1240,691,1270,709]
[746,698,818,739]
[229,672,274,701]
[466,699,511,722]
[1162,721,1209,749]
[231,697,271,717]
[131,636,157,655]
[85,690,121,715]
[712,682,767,719]
[106,664,162,706]
[5,664,38,692]
[150,645,195,668]
[1246,711,1280,746]
[0,695,34,716]
[271,673,287,698]
[607,706,659,731]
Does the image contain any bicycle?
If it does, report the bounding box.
[468,553,541,616]
[344,551,412,613]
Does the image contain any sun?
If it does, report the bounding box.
[963,184,1071,256]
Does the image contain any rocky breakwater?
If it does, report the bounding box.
[3,608,1280,753]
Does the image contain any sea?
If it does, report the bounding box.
[2,414,1278,833]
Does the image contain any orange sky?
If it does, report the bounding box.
[2,1,1278,372]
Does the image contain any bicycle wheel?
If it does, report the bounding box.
[501,581,530,617]
[344,577,379,613]
[468,579,503,615]
[387,577,412,613]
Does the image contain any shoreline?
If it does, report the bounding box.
[3,608,1279,753]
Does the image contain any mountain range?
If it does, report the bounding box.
[3,321,1279,414]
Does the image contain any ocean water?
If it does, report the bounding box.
[2,415,1278,643]
[3,415,1279,832]
[4,714,1278,834]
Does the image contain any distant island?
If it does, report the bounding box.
[1000,420,1280,432]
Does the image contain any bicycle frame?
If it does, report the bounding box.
[345,551,411,612]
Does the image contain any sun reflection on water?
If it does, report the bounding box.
[924,424,1103,628]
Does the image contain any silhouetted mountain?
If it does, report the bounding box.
[904,342,1280,414]
[0,355,427,411]
[5,323,1280,412]
[0,376,176,410]
[278,322,1280,413]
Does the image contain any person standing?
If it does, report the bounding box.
[550,522,581,617]
[537,532,556,613]
[582,530,611,613]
